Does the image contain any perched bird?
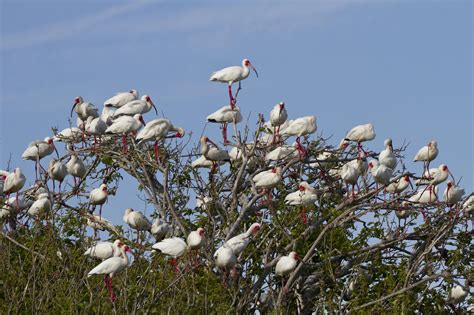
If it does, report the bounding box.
[368,160,393,186]
[54,127,83,143]
[89,184,108,217]
[186,227,206,250]
[85,115,107,140]
[462,195,474,217]
[447,285,468,305]
[27,193,51,220]
[199,136,231,167]
[414,141,438,174]
[123,208,152,245]
[3,167,26,208]
[22,137,58,179]
[135,118,184,161]
[191,155,224,169]
[87,243,132,302]
[105,114,146,153]
[385,175,412,194]
[71,96,99,120]
[66,154,86,192]
[284,182,318,206]
[429,164,452,187]
[340,162,360,197]
[269,102,288,141]
[113,95,158,117]
[210,59,258,108]
[265,144,298,162]
[104,89,138,108]
[407,186,439,205]
[215,246,237,275]
[151,218,172,241]
[84,239,122,260]
[48,159,68,193]
[443,181,465,206]
[280,116,317,157]
[86,213,119,237]
[378,138,397,169]
[253,167,282,190]
[275,252,300,276]
[344,123,376,157]
[207,105,242,144]
[213,223,261,258]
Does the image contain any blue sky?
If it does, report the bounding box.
[1,0,472,228]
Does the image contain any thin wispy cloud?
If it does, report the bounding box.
[1,1,153,51]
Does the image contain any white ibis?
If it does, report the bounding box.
[152,228,205,271]
[447,285,468,305]
[269,102,288,142]
[210,58,258,108]
[47,159,68,194]
[85,115,107,146]
[414,140,438,174]
[71,96,99,120]
[265,143,298,162]
[253,167,282,205]
[113,95,157,117]
[443,181,465,209]
[341,162,360,198]
[429,164,453,187]
[214,223,261,258]
[66,154,86,193]
[84,239,122,260]
[284,181,318,224]
[89,184,108,217]
[462,195,474,217]
[187,227,205,265]
[368,160,393,187]
[22,137,58,179]
[151,217,172,241]
[87,243,132,302]
[104,89,138,108]
[123,208,152,246]
[415,168,438,185]
[344,123,376,157]
[3,168,26,208]
[27,193,51,220]
[4,195,33,212]
[196,195,212,208]
[215,246,237,286]
[207,105,242,144]
[385,175,412,194]
[135,118,184,161]
[280,116,317,158]
[0,170,8,198]
[191,155,224,169]
[407,186,439,219]
[54,127,83,144]
[275,251,300,277]
[85,213,119,238]
[105,114,146,153]
[378,138,396,169]
[199,136,231,168]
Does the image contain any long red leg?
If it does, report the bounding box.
[300,207,308,225]
[222,123,229,144]
[109,277,116,302]
[122,134,128,153]
[228,85,234,109]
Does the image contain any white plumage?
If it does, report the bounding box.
[113,95,157,116]
[265,144,298,162]
[378,138,396,169]
[210,59,258,85]
[253,167,282,189]
[71,96,99,120]
[87,244,131,277]
[27,193,51,219]
[207,105,242,124]
[151,218,172,241]
[152,237,187,258]
[105,114,145,135]
[385,175,411,194]
[123,208,152,231]
[280,116,317,138]
[186,228,205,250]
[216,247,237,270]
[66,155,86,179]
[86,213,119,235]
[368,160,393,186]
[22,138,56,161]
[408,186,439,204]
[269,102,288,127]
[443,181,465,205]
[344,123,376,143]
[54,127,83,143]
[89,184,108,206]
[84,240,122,260]
[135,118,184,143]
[284,182,318,206]
[48,159,68,183]
[3,167,26,194]
[200,136,231,162]
[275,252,299,276]
[414,140,438,163]
[104,89,138,108]
[213,223,261,258]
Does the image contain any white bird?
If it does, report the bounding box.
[415,168,439,185]
[71,96,99,120]
[210,59,258,107]
[414,140,438,173]
[344,123,375,157]
[104,89,138,108]
[86,213,119,237]
[200,136,231,166]
[443,181,465,205]
[429,164,452,187]
[22,137,58,178]
[207,105,242,143]
[408,186,439,204]
[378,138,397,169]
[368,160,393,186]
[85,115,107,138]
[84,239,122,260]
[113,95,157,117]
[135,118,184,161]
[447,285,468,304]
[340,162,360,197]
[151,218,172,241]
[284,182,318,206]
[87,243,132,302]
[105,114,146,153]
[385,175,412,194]
[123,208,152,245]
[48,159,68,192]
[3,167,26,208]
[265,144,298,162]
[269,102,288,141]
[186,227,206,250]
[213,223,261,258]
[152,237,187,259]
[66,154,86,192]
[191,155,224,169]
[27,193,51,219]
[0,170,9,198]
[215,246,237,271]
[253,167,282,189]
[54,127,83,143]
[462,195,474,217]
[280,116,317,157]
[4,196,33,212]
[89,184,108,217]
[275,252,300,277]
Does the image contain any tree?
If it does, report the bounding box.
[1,86,472,314]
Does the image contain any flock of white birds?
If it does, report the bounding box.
[1,58,472,304]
